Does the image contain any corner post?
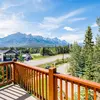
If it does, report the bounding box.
[49,67,56,100]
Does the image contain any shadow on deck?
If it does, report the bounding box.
[0,84,37,100]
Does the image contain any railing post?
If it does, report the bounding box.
[49,67,56,100]
[12,58,17,84]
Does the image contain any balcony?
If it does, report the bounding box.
[0,61,100,100]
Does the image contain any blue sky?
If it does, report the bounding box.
[0,0,100,43]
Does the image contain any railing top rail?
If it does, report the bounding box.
[14,62,49,74]
[54,73,100,91]
[0,61,14,66]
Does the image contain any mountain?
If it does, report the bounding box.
[0,32,68,47]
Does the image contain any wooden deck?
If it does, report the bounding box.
[0,61,100,100]
[0,84,37,100]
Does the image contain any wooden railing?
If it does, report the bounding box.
[14,62,49,100]
[50,68,100,100]
[0,61,14,87]
[0,61,100,100]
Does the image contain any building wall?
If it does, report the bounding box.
[0,53,3,62]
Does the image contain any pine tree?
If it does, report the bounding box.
[93,35,100,82]
[18,52,24,62]
[83,26,94,80]
[40,47,45,56]
[94,35,100,63]
[69,42,81,76]
[96,17,100,32]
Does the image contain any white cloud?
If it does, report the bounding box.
[91,23,98,28]
[39,22,60,31]
[1,3,24,10]
[39,8,85,30]
[0,0,49,13]
[0,0,50,37]
[58,8,85,21]
[60,34,84,43]
[64,26,76,31]
[68,17,87,22]
[0,14,24,37]
[0,12,46,37]
[0,1,86,39]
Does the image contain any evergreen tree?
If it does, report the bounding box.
[94,35,100,63]
[29,48,33,54]
[78,48,85,76]
[40,47,45,56]
[69,42,81,76]
[18,52,24,62]
[93,35,100,82]
[83,26,94,80]
[96,17,100,32]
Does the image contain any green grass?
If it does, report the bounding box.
[31,54,49,60]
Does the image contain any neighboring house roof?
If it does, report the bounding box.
[0,49,18,54]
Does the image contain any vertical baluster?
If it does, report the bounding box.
[2,65,4,83]
[6,65,8,83]
[24,68,26,89]
[45,74,47,100]
[37,71,39,97]
[71,82,74,100]
[85,86,88,100]
[20,66,22,87]
[36,71,38,96]
[26,68,28,91]
[30,69,32,93]
[18,67,21,85]
[17,66,19,84]
[10,64,12,80]
[42,73,44,100]
[29,69,30,92]
[28,69,30,92]
[34,70,36,95]
[94,88,96,100]
[39,72,41,99]
[29,69,30,93]
[47,75,49,100]
[19,66,21,86]
[12,63,15,83]
[54,77,57,100]
[21,66,23,88]
[8,65,10,80]
[78,84,80,100]
[32,69,33,94]
[60,79,62,100]
[27,68,29,91]
[37,72,39,97]
[23,67,25,88]
[16,65,18,84]
[65,80,68,100]
[30,69,32,94]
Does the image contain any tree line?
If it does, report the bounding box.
[0,45,70,56]
[69,18,100,83]
[40,45,70,56]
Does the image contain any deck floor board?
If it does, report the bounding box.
[0,84,37,100]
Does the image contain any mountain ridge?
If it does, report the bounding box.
[0,32,68,47]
